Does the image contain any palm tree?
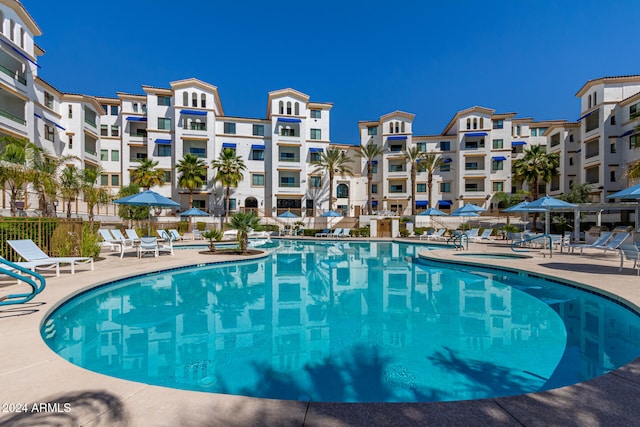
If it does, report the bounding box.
[420,152,444,209]
[81,167,110,222]
[59,164,82,218]
[212,148,246,222]
[0,136,40,215]
[131,158,164,190]
[229,212,261,254]
[402,146,427,216]
[32,152,76,217]
[359,141,385,214]
[176,153,207,208]
[310,147,353,212]
[512,145,560,231]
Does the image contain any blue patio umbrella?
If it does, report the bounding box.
[607,183,640,199]
[452,203,487,214]
[278,211,300,219]
[502,200,546,213]
[516,196,577,234]
[114,190,180,235]
[320,210,343,229]
[180,207,209,231]
[418,207,448,216]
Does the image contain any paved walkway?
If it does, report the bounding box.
[1,240,640,426]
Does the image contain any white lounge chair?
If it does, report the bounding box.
[328,228,343,238]
[98,229,119,251]
[315,228,330,237]
[620,244,640,274]
[222,229,238,241]
[424,228,446,241]
[109,229,137,258]
[192,229,204,240]
[138,236,158,258]
[465,228,480,240]
[0,255,60,277]
[472,229,493,243]
[339,228,351,238]
[568,232,612,255]
[125,229,141,242]
[168,229,183,241]
[595,232,630,254]
[157,229,171,241]
[7,239,93,274]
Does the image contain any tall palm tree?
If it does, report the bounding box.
[212,148,246,222]
[228,212,261,254]
[359,141,385,214]
[402,146,427,215]
[32,152,76,217]
[176,153,207,208]
[0,136,40,215]
[512,144,560,231]
[131,158,164,190]
[420,152,444,209]
[81,167,110,223]
[59,164,82,218]
[310,147,353,211]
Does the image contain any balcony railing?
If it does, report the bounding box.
[0,108,26,125]
[84,118,96,128]
[279,157,300,162]
[188,123,206,131]
[279,182,300,188]
[0,64,26,85]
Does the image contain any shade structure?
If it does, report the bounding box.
[502,201,546,213]
[418,207,448,216]
[180,207,209,217]
[278,211,300,219]
[114,190,180,235]
[607,183,640,200]
[516,196,577,234]
[320,210,343,230]
[451,204,486,215]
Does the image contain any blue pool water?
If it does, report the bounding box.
[43,240,640,403]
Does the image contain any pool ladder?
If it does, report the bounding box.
[0,258,46,306]
[447,233,468,251]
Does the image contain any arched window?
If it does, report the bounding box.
[192,93,197,107]
[336,183,349,198]
[279,101,284,114]
[186,118,192,130]
[182,92,188,106]
[286,101,292,115]
[593,92,597,105]
[588,95,592,108]
[201,93,206,108]
[473,118,478,129]
[401,122,405,133]
[466,118,471,130]
[479,118,484,129]
[389,122,393,133]
[294,102,299,115]
[395,122,399,133]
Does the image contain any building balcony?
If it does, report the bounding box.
[279,182,300,188]
[84,118,97,128]
[0,106,26,125]
[0,63,26,85]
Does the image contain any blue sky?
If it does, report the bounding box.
[24,0,640,144]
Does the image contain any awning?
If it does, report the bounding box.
[619,129,634,138]
[126,117,147,122]
[416,200,429,207]
[371,200,378,207]
[180,109,207,116]
[577,110,596,121]
[0,39,41,68]
[251,144,265,150]
[492,156,507,161]
[34,113,65,130]
[465,132,488,137]
[371,160,378,164]
[222,143,236,149]
[309,147,323,153]
[438,200,453,207]
[277,117,301,123]
[155,139,171,145]
[387,135,407,140]
[443,158,452,163]
[511,141,526,146]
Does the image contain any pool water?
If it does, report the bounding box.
[43,240,640,403]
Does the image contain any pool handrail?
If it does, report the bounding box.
[511,233,553,258]
[447,232,468,251]
[0,257,46,306]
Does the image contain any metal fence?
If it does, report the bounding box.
[0,217,84,261]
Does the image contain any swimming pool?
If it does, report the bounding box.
[42,240,640,403]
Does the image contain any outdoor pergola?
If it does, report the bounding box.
[541,202,640,240]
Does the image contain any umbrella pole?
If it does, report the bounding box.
[148,207,151,236]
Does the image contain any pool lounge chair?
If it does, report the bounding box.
[0,255,60,278]
[315,228,330,237]
[98,229,119,251]
[157,229,171,241]
[7,239,93,274]
[620,244,640,274]
[423,228,446,241]
[465,228,480,240]
[169,229,183,241]
[567,232,613,255]
[594,232,630,254]
[138,236,159,258]
[192,229,204,240]
[222,229,238,241]
[472,229,493,243]
[125,229,141,242]
[339,228,351,238]
[328,228,343,238]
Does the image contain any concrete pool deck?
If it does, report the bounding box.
[2,240,640,426]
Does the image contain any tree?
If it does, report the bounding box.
[402,146,427,216]
[176,153,207,209]
[31,152,76,217]
[59,164,82,219]
[228,212,261,254]
[310,147,353,212]
[0,136,39,216]
[212,148,246,223]
[131,158,164,190]
[420,152,444,209]
[81,167,110,223]
[116,184,148,225]
[512,145,560,231]
[359,141,385,214]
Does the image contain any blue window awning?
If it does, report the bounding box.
[387,135,407,141]
[277,117,301,123]
[371,200,378,207]
[126,116,147,122]
[619,130,634,138]
[309,147,323,153]
[577,110,596,121]
[575,148,582,153]
[492,156,507,161]
[34,113,65,130]
[438,200,452,207]
[416,200,429,208]
[443,158,452,163]
[511,141,526,146]
[180,109,207,116]
[251,144,265,150]
[465,132,488,137]
[371,160,378,164]
[222,143,236,149]
[155,139,171,145]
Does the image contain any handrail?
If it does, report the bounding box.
[0,258,46,306]
[511,234,553,258]
[447,232,468,250]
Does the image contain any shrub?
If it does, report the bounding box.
[358,227,370,237]
[196,222,207,231]
[176,221,189,234]
[81,223,101,258]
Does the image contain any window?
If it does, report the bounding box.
[158,117,171,130]
[389,184,404,193]
[569,133,574,142]
[588,95,592,108]
[492,139,503,149]
[158,145,171,157]
[585,109,599,132]
[390,144,402,152]
[417,142,426,152]
[161,170,171,183]
[201,94,206,108]
[630,134,640,149]
[395,122,399,133]
[371,163,378,174]
[492,182,504,192]
[480,118,484,128]
[310,129,321,140]
[368,126,377,136]
[68,105,73,119]
[286,102,292,115]
[401,122,405,132]
[416,183,426,193]
[310,109,321,119]
[189,147,206,158]
[280,176,295,186]
[100,125,108,136]
[371,184,377,193]
[611,115,616,125]
[111,150,119,161]
[68,136,73,149]
[610,142,616,154]
[585,166,599,184]
[44,92,54,109]
[110,105,118,116]
[336,184,349,198]
[310,151,321,162]
[193,200,205,209]
[157,96,171,106]
[133,103,139,113]
[569,156,574,166]
[630,102,640,116]
[466,118,471,130]
[44,124,54,142]
[224,122,236,134]
[492,160,504,170]
[473,118,478,129]
[281,127,296,137]
[530,128,537,137]
[585,139,599,158]
[310,176,321,188]
[389,122,393,133]
[111,175,120,186]
[142,104,147,113]
[465,161,479,170]
[610,170,616,182]
[111,125,119,137]
[593,92,597,105]
[440,163,450,172]
[280,151,296,161]
[493,119,503,129]
[100,174,108,186]
[252,174,265,186]
[136,129,148,137]
[440,182,450,192]
[100,150,108,161]
[440,141,450,151]
[251,148,264,161]
[253,124,264,136]
[182,92,188,106]
[550,134,560,147]
[279,101,284,114]
[465,183,480,192]
[192,93,197,107]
